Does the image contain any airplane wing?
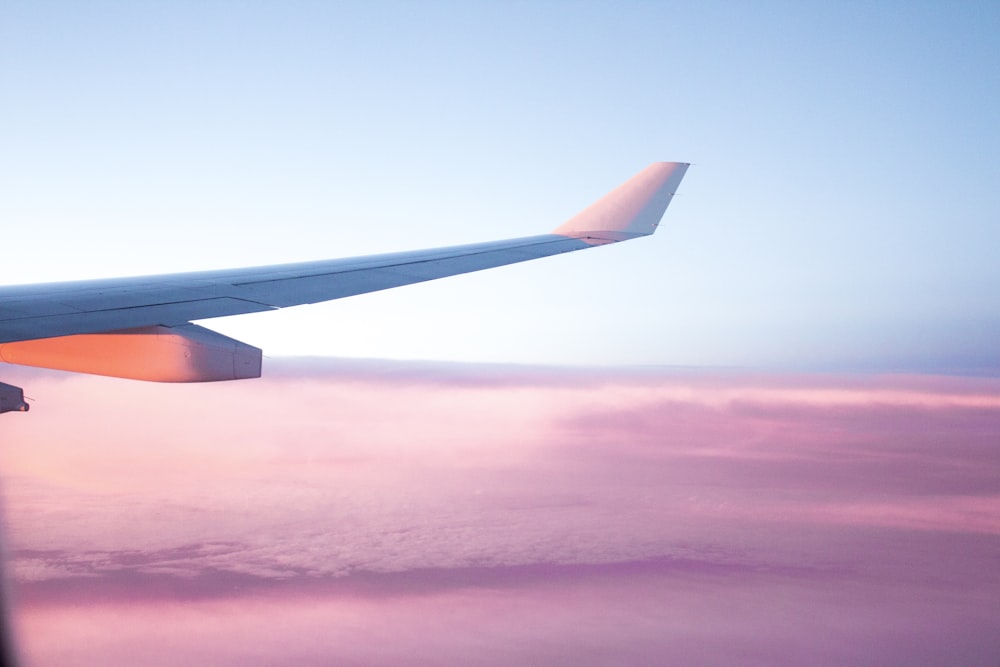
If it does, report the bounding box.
[0,162,688,410]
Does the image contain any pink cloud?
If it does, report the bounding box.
[2,360,999,665]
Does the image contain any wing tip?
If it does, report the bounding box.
[553,162,689,239]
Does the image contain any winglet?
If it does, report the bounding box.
[553,162,689,242]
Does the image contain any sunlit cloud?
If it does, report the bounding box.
[1,360,999,665]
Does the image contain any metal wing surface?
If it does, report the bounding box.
[0,162,688,402]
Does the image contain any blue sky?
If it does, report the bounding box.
[2,1,998,372]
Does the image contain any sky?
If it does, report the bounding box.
[1,1,998,372]
[1,1,1000,665]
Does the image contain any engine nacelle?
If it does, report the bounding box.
[0,382,29,413]
[0,324,261,382]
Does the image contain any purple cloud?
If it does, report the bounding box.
[1,361,999,665]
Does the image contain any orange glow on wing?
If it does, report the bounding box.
[0,325,261,382]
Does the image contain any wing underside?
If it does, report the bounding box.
[0,162,688,397]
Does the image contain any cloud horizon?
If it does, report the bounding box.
[1,359,999,665]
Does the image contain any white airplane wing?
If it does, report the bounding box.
[0,162,688,411]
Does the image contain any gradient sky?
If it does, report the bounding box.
[2,1,998,371]
[2,2,1000,666]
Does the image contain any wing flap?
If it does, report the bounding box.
[233,268,418,307]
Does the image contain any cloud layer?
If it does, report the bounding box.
[1,361,999,665]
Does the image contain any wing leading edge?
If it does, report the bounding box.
[0,162,688,406]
